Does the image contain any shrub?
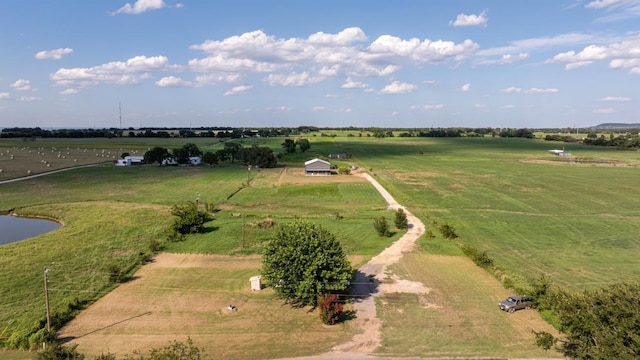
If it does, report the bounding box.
[170,202,210,235]
[394,208,408,229]
[319,293,344,325]
[460,244,494,269]
[124,337,202,360]
[106,263,125,283]
[337,166,351,175]
[373,216,391,237]
[439,224,458,239]
[36,343,85,360]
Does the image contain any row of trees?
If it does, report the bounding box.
[281,138,310,153]
[143,142,278,168]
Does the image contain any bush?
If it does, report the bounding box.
[394,208,408,229]
[124,337,202,360]
[36,343,85,360]
[170,202,210,236]
[106,263,125,283]
[460,244,494,269]
[337,166,351,175]
[439,224,458,239]
[319,293,344,325]
[373,216,391,237]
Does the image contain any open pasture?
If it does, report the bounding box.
[0,137,225,182]
[2,134,639,358]
[334,136,640,290]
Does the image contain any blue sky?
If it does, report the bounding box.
[1,0,639,129]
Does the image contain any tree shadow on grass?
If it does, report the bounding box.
[346,268,380,323]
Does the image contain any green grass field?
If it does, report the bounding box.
[1,134,639,358]
[333,136,640,291]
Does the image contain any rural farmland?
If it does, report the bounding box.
[1,133,639,359]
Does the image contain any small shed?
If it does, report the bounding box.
[250,275,262,291]
[304,158,331,176]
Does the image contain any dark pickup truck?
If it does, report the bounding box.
[498,295,532,313]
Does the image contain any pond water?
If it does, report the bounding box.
[0,215,61,245]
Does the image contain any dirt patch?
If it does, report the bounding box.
[148,253,261,269]
[278,167,368,185]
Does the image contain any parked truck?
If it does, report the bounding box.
[498,295,532,313]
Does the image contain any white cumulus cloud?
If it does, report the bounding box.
[224,85,253,96]
[460,83,471,92]
[35,48,73,60]
[60,89,78,95]
[341,78,368,89]
[113,0,166,15]
[155,76,192,87]
[0,92,10,100]
[188,28,478,88]
[547,33,640,72]
[380,81,416,94]
[593,107,615,113]
[51,55,177,90]
[10,79,31,91]
[449,11,488,27]
[265,72,325,87]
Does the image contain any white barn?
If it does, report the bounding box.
[304,158,331,176]
[114,156,145,166]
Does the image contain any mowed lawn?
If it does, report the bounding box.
[376,251,561,358]
[57,254,358,360]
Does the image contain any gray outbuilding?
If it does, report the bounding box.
[304,158,331,176]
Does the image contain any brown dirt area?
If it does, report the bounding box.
[277,167,368,185]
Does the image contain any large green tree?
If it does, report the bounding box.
[281,139,296,153]
[143,146,170,164]
[262,221,352,307]
[296,138,310,152]
[536,282,640,359]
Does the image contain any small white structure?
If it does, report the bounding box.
[304,158,331,176]
[250,275,262,291]
[161,156,202,166]
[549,149,572,157]
[114,155,145,166]
[188,156,201,166]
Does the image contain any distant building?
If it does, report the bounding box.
[328,153,347,159]
[304,158,331,175]
[549,149,572,157]
[161,156,202,166]
[114,156,145,166]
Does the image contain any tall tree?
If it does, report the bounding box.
[262,221,352,307]
[297,138,311,152]
[281,139,296,153]
[143,146,169,164]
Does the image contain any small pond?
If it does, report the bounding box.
[0,215,61,245]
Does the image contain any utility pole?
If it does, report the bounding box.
[43,268,51,333]
[247,165,251,186]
